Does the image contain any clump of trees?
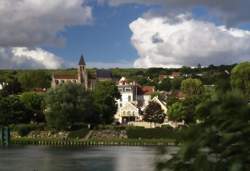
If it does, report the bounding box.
[157,62,250,171]
[44,81,120,130]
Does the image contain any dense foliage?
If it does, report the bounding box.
[144,101,165,124]
[44,83,96,130]
[93,81,120,124]
[157,62,250,171]
[0,96,31,125]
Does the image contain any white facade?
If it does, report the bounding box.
[115,77,153,124]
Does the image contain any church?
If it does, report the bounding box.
[51,55,113,89]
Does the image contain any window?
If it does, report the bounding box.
[127,111,131,115]
[128,95,131,102]
[120,103,122,107]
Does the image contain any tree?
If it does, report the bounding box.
[158,78,171,91]
[181,78,203,96]
[171,78,182,90]
[93,81,120,124]
[0,96,31,125]
[157,90,250,171]
[0,78,22,97]
[168,102,185,122]
[231,62,250,98]
[144,101,165,124]
[44,83,96,130]
[18,71,51,91]
[20,92,45,123]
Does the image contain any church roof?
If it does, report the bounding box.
[96,69,112,78]
[79,55,86,65]
[54,74,78,80]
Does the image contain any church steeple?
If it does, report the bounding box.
[78,54,88,89]
[79,54,86,66]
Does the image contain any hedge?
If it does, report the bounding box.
[126,127,178,139]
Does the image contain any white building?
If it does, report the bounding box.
[114,77,155,124]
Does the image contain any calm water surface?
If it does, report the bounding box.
[0,145,165,171]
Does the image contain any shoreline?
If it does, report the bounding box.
[9,138,177,147]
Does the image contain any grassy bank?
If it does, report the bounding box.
[11,137,176,146]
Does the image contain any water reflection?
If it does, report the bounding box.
[0,146,158,171]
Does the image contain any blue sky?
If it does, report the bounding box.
[45,3,151,66]
[0,0,250,69]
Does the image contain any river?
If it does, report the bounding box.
[0,145,173,171]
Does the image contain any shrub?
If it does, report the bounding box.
[17,125,31,137]
[67,128,89,139]
[126,127,177,139]
[12,123,46,137]
[70,123,89,131]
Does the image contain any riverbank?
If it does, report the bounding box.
[11,137,177,146]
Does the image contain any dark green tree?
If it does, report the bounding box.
[0,96,31,125]
[93,81,120,124]
[0,78,22,97]
[144,101,165,124]
[44,83,96,130]
[20,92,45,123]
[157,90,250,171]
[158,78,172,91]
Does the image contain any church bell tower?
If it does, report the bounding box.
[78,54,88,89]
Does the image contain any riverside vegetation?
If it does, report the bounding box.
[0,62,249,170]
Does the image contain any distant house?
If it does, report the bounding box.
[51,55,113,90]
[169,72,181,79]
[114,77,169,124]
[0,82,7,90]
[114,77,155,124]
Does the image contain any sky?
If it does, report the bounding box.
[0,0,250,69]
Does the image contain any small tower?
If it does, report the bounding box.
[78,54,88,89]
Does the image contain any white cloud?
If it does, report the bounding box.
[102,0,250,26]
[0,0,92,47]
[130,14,250,68]
[0,47,63,69]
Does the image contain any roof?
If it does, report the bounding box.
[54,74,78,80]
[137,86,155,95]
[96,69,112,78]
[78,55,86,65]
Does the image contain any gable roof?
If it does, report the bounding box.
[96,69,112,78]
[137,86,155,95]
[53,74,78,80]
[79,55,86,65]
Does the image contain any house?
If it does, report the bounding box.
[114,77,155,123]
[0,82,7,90]
[51,55,113,89]
[114,77,158,124]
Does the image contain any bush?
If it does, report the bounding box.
[67,128,89,139]
[12,123,46,137]
[70,123,89,131]
[94,124,127,130]
[17,125,31,137]
[126,127,177,139]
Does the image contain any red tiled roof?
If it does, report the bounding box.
[54,75,78,80]
[142,86,155,95]
[137,86,155,95]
